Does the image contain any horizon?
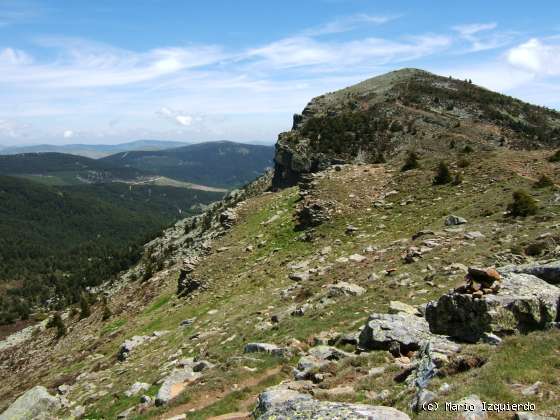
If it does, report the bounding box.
[1,0,560,147]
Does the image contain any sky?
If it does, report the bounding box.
[1,0,560,146]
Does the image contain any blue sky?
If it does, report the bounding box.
[1,0,559,146]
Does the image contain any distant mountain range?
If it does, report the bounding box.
[101,141,275,188]
[0,140,190,159]
[0,140,274,189]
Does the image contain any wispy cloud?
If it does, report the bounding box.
[452,22,513,52]
[302,13,397,36]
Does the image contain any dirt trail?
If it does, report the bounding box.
[158,366,282,419]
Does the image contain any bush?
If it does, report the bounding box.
[401,151,420,172]
[433,161,453,185]
[507,190,538,217]
[548,150,560,162]
[534,174,554,188]
[79,293,91,319]
[457,158,470,168]
[48,313,67,338]
[462,145,474,154]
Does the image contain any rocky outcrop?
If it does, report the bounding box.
[426,271,560,342]
[0,386,60,420]
[501,260,560,285]
[253,386,410,419]
[358,312,460,356]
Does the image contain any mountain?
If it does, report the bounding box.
[0,140,190,159]
[100,140,275,188]
[2,69,560,419]
[273,68,560,187]
[0,175,223,324]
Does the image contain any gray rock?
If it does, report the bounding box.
[454,394,486,419]
[117,406,135,419]
[244,342,291,357]
[501,260,560,285]
[464,231,485,240]
[71,405,85,418]
[521,381,542,396]
[294,346,354,380]
[254,386,410,419]
[289,271,310,282]
[358,312,460,356]
[445,215,468,226]
[155,368,202,406]
[118,335,150,361]
[327,281,366,297]
[0,386,60,420]
[124,382,150,397]
[426,272,560,342]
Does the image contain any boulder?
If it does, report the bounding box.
[327,282,365,297]
[124,382,150,397]
[444,215,467,226]
[253,386,410,419]
[155,368,202,406]
[0,386,60,420]
[426,272,560,342]
[294,346,354,380]
[244,342,290,357]
[358,312,460,356]
[501,260,560,285]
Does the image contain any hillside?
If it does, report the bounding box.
[1,69,560,420]
[100,141,275,188]
[0,152,149,185]
[0,140,190,159]
[0,176,223,325]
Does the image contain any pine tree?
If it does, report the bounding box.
[49,313,67,338]
[79,293,91,319]
[433,161,453,185]
[401,151,420,172]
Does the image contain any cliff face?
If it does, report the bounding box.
[272,68,560,188]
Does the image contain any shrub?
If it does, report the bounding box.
[48,313,67,338]
[507,190,538,217]
[433,161,453,185]
[534,174,554,188]
[548,150,560,162]
[457,158,470,168]
[79,293,91,319]
[401,151,420,172]
[462,145,474,153]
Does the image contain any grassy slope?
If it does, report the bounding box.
[1,147,560,419]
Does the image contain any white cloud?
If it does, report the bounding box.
[0,47,32,65]
[157,107,194,127]
[507,38,560,75]
[63,129,74,138]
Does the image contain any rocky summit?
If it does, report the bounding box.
[2,68,560,419]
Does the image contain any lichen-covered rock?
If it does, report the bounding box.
[254,386,410,419]
[0,386,60,420]
[293,346,354,380]
[426,272,560,342]
[358,312,460,355]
